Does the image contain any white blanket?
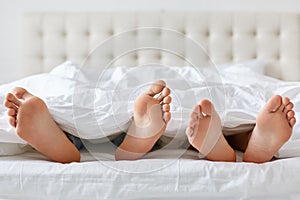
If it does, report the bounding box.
[0,61,299,157]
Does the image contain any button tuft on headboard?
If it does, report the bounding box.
[22,12,300,81]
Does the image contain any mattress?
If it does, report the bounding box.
[1,142,300,200]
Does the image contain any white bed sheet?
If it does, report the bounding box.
[0,145,300,200]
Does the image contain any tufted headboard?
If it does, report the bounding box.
[22,12,300,81]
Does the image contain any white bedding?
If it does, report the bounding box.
[1,145,300,199]
[1,62,300,199]
[0,61,300,158]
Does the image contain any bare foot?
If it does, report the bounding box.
[115,80,172,160]
[243,95,296,163]
[186,100,236,162]
[4,87,80,163]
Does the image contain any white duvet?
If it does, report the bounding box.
[0,61,300,157]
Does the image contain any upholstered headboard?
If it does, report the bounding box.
[22,12,300,80]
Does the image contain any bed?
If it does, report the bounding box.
[1,12,300,199]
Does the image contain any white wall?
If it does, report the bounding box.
[1,0,300,84]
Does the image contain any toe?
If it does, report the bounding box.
[12,87,32,100]
[8,117,16,127]
[188,119,196,128]
[163,112,171,123]
[3,99,9,108]
[265,95,282,112]
[4,100,18,110]
[289,117,296,127]
[163,96,172,104]
[190,110,198,120]
[282,97,290,112]
[7,108,16,117]
[5,93,22,107]
[284,102,294,114]
[157,87,170,102]
[190,105,201,118]
[199,99,214,116]
[145,80,166,97]
[287,110,295,121]
[162,104,170,112]
[186,127,194,137]
[283,97,290,106]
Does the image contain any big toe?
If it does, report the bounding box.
[264,95,283,113]
[12,87,32,100]
[199,99,214,116]
[145,80,166,96]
